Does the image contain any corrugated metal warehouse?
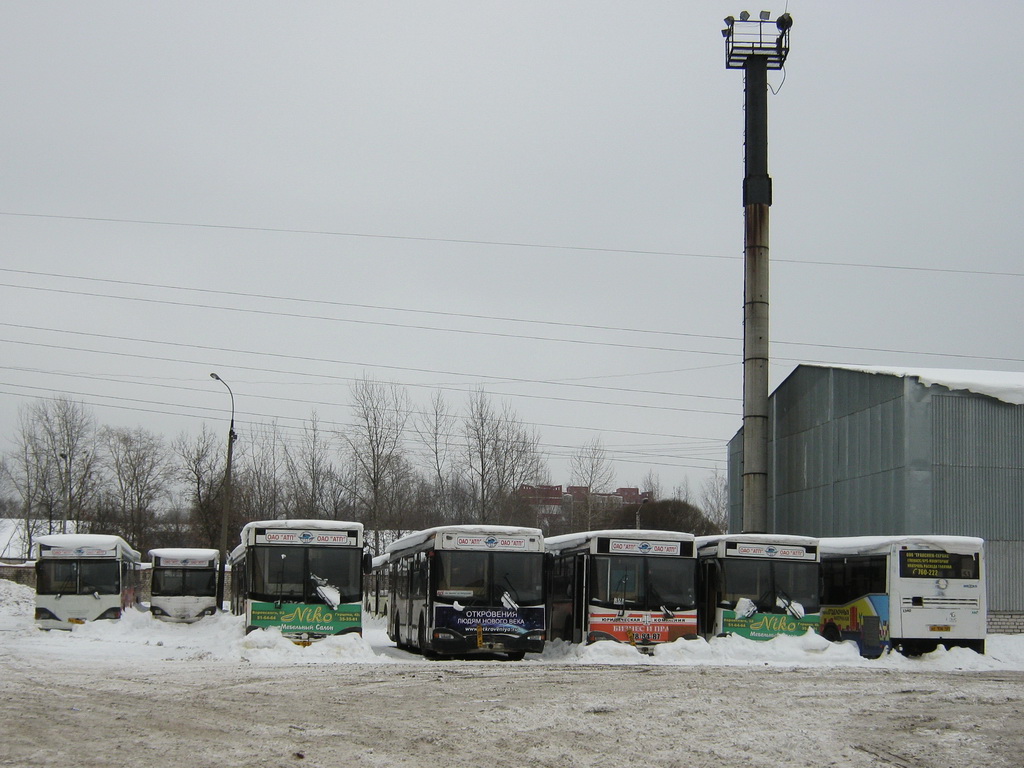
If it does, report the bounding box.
[728,364,1024,632]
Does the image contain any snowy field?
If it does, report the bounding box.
[2,579,1023,767]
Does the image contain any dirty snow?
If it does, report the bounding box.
[2,578,1023,767]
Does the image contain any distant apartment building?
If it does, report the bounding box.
[518,484,651,531]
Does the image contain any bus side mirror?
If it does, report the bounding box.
[362,552,373,575]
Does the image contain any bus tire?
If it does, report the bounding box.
[505,651,525,661]
[822,622,842,643]
[418,620,435,659]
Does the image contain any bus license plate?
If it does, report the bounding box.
[68,618,85,625]
[929,625,951,632]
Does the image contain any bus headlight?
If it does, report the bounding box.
[96,608,122,620]
[35,607,59,621]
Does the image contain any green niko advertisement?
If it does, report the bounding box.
[721,609,820,641]
[250,602,361,635]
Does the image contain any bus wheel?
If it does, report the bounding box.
[822,622,842,643]
[505,651,526,661]
[418,621,435,659]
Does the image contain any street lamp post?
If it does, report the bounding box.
[59,451,70,535]
[721,11,792,534]
[210,372,237,611]
[635,497,650,529]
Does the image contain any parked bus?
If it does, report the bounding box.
[148,548,219,623]
[34,533,143,630]
[696,534,820,641]
[229,520,370,643]
[546,529,697,653]
[387,525,546,660]
[819,535,986,657]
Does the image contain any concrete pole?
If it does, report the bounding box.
[741,56,771,533]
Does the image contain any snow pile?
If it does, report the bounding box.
[5,579,1024,670]
[238,626,384,664]
[541,631,863,667]
[0,578,34,631]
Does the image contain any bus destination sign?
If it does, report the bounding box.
[729,543,814,561]
[453,535,529,551]
[609,539,682,556]
[255,530,357,546]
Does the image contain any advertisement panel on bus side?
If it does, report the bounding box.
[587,609,697,644]
[434,605,545,636]
[250,602,361,635]
[720,610,820,640]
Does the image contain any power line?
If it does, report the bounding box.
[2,211,1022,277]
[3,270,1020,365]
[0,338,741,417]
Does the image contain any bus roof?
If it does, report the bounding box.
[239,519,363,535]
[34,533,140,561]
[545,529,695,555]
[148,547,220,564]
[386,525,543,556]
[696,533,820,548]
[819,535,984,557]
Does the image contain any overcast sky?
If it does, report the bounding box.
[1,1,1021,499]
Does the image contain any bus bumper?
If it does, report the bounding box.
[430,628,545,656]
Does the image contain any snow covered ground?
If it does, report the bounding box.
[2,578,1023,767]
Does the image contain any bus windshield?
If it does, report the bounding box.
[434,551,544,606]
[249,545,362,605]
[152,568,217,597]
[721,559,819,614]
[36,559,120,596]
[591,555,697,611]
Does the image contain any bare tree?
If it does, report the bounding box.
[237,421,285,523]
[569,437,616,529]
[641,469,662,502]
[21,397,101,535]
[700,468,730,533]
[100,426,172,552]
[412,390,458,523]
[342,377,411,553]
[173,426,224,548]
[460,390,546,525]
[2,407,56,555]
[283,412,336,519]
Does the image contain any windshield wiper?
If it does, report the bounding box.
[310,573,341,609]
[775,588,805,619]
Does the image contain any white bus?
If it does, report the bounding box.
[696,534,821,641]
[148,548,219,623]
[229,520,370,642]
[387,525,546,660]
[819,535,986,656]
[34,533,143,630]
[546,529,697,653]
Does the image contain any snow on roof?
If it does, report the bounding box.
[34,533,141,559]
[148,548,220,562]
[545,529,694,554]
[240,519,363,533]
[696,533,819,548]
[819,535,984,556]
[385,525,542,555]
[814,365,1024,406]
[370,552,390,570]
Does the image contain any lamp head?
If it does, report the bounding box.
[210,372,220,381]
[759,10,770,21]
[739,10,750,21]
[724,15,735,25]
[776,12,793,31]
